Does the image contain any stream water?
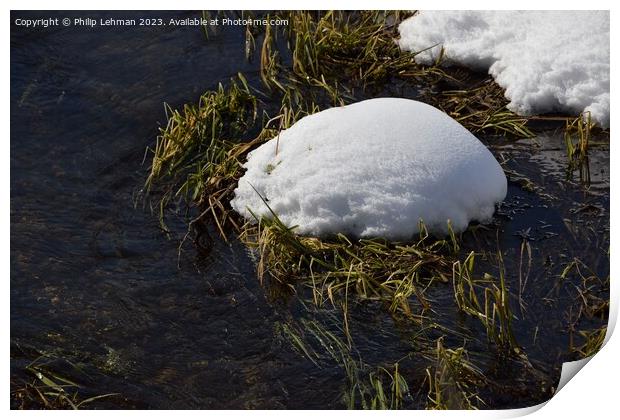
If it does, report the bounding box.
[10,11,609,409]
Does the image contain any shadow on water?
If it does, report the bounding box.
[11,11,609,409]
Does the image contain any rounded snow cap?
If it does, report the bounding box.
[231,98,507,240]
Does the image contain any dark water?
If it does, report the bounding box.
[11,11,609,409]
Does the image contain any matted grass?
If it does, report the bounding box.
[142,10,609,409]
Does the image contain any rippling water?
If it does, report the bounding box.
[11,10,609,409]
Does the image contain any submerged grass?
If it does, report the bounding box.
[11,346,119,410]
[278,316,411,409]
[571,327,607,358]
[453,251,519,354]
[424,338,486,409]
[142,10,609,410]
[563,257,610,358]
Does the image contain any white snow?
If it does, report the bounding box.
[398,11,610,127]
[231,98,507,240]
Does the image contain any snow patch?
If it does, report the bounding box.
[231,98,507,240]
[398,11,610,127]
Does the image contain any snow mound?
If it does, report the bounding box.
[398,11,610,127]
[231,98,507,240]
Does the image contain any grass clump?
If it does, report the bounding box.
[145,11,603,235]
[282,11,416,84]
[562,112,603,183]
[564,112,593,163]
[144,74,259,233]
[452,251,519,354]
[424,338,486,409]
[256,11,421,90]
[253,10,536,138]
[241,212,454,318]
[423,77,534,138]
[141,10,609,409]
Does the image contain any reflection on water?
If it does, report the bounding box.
[11,11,609,409]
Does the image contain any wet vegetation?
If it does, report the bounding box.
[137,10,610,410]
[11,343,123,409]
[11,10,609,409]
